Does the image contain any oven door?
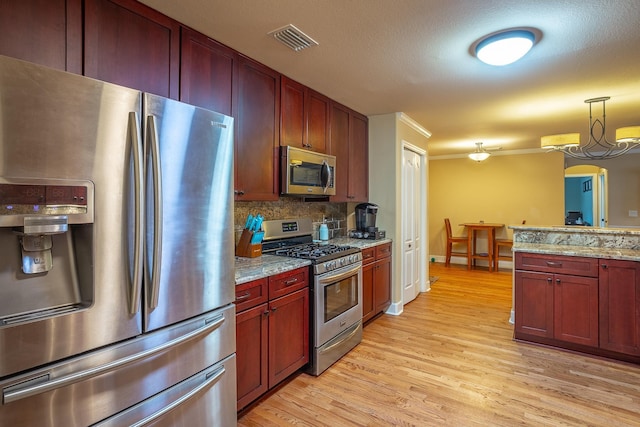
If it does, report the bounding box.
[314,262,362,346]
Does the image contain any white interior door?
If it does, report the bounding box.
[402,148,421,304]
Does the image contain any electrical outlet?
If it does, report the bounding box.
[629,210,638,217]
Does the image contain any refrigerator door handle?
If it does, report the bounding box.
[129,365,227,427]
[146,115,163,310]
[129,112,144,315]
[2,313,226,404]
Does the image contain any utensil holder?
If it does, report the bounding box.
[235,229,262,258]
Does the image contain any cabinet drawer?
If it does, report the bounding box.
[375,242,392,259]
[235,278,268,312]
[515,252,599,277]
[362,247,376,264]
[269,267,309,300]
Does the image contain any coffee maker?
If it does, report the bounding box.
[351,203,386,239]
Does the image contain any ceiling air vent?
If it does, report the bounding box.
[268,24,318,52]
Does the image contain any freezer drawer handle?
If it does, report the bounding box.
[2,313,226,404]
[130,365,226,427]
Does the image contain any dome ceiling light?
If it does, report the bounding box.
[473,29,538,66]
[468,142,491,162]
[541,97,640,160]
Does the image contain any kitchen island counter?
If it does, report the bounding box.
[511,225,640,261]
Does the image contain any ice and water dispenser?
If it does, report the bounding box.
[0,179,94,324]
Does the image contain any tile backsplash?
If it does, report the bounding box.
[235,199,347,242]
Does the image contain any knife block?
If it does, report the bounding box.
[235,229,262,258]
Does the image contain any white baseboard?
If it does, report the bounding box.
[385,301,403,316]
[429,255,514,270]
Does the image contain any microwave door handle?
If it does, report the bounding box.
[146,115,163,310]
[129,112,144,315]
[129,365,226,427]
[321,160,331,194]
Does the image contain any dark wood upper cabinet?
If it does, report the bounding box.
[84,0,180,98]
[280,76,329,153]
[0,0,82,73]
[234,56,280,201]
[330,102,369,202]
[180,27,236,116]
[348,110,369,201]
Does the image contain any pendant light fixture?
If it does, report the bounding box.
[473,28,538,66]
[468,142,491,162]
[541,97,640,160]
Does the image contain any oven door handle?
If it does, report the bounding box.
[317,262,362,285]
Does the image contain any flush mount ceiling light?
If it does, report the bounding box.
[268,24,318,52]
[473,29,537,66]
[468,142,491,162]
[541,97,640,160]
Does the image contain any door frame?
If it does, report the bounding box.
[401,141,428,304]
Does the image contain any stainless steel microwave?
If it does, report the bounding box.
[281,146,336,196]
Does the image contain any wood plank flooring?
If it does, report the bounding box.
[237,263,640,426]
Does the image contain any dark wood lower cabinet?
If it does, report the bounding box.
[362,242,392,323]
[235,267,309,411]
[515,252,640,363]
[599,259,640,356]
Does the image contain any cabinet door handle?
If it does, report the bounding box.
[546,261,563,268]
[236,292,251,301]
[284,278,299,286]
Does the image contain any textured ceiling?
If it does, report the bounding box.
[140,0,640,157]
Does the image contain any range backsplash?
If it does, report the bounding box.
[235,199,347,242]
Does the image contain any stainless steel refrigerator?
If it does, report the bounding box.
[0,55,237,426]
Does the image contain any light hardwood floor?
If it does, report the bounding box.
[237,263,640,426]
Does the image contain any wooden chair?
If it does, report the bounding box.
[493,220,526,270]
[445,218,468,267]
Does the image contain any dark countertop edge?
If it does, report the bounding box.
[234,238,392,285]
[513,243,640,262]
[510,225,640,235]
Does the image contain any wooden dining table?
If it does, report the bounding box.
[460,222,505,272]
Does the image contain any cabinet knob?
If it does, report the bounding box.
[234,190,245,196]
[601,264,608,269]
[556,278,561,284]
[263,310,269,317]
[547,277,552,284]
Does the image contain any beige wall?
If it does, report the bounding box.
[565,153,640,227]
[428,151,565,259]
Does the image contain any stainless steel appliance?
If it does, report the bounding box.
[281,146,336,196]
[0,55,236,426]
[262,218,363,375]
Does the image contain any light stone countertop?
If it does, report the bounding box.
[512,242,640,261]
[511,225,640,261]
[235,255,311,285]
[234,238,392,285]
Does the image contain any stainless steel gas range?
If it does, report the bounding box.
[262,218,363,375]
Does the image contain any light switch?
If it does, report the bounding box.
[629,210,638,217]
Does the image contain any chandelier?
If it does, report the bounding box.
[541,97,640,160]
